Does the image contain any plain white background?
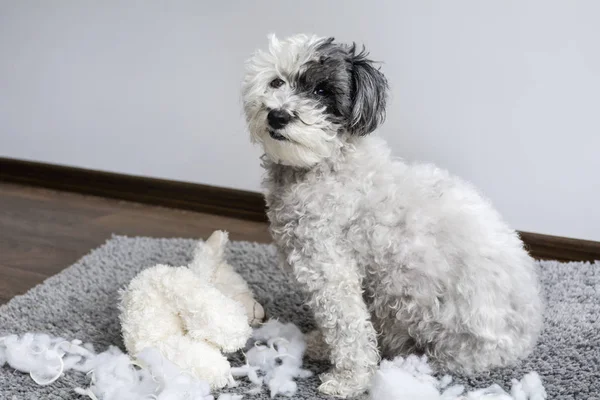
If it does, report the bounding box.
[1,1,598,240]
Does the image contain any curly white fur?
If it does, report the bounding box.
[119,231,262,389]
[243,34,544,398]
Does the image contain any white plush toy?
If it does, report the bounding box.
[119,230,265,389]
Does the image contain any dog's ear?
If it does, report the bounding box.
[347,45,388,136]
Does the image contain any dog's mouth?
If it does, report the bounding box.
[268,130,288,141]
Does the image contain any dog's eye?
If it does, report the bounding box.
[313,84,329,96]
[269,78,285,89]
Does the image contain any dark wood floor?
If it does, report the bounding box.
[0,182,272,305]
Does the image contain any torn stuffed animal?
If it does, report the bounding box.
[119,230,263,389]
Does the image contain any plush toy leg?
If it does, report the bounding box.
[172,279,251,353]
[213,262,266,326]
[154,334,233,389]
[119,265,187,355]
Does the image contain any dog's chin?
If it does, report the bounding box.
[251,122,342,169]
[263,141,322,168]
[259,133,323,168]
[268,130,287,141]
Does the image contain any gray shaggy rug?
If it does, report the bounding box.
[0,236,598,399]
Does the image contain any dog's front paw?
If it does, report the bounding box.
[318,369,370,398]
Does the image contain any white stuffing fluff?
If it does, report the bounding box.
[370,355,547,400]
[0,333,214,400]
[217,395,243,400]
[1,329,546,400]
[75,346,214,400]
[0,333,96,385]
[231,320,313,398]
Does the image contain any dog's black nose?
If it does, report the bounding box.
[267,109,291,130]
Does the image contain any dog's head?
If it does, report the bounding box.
[242,34,388,168]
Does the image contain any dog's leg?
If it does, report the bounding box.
[294,260,379,397]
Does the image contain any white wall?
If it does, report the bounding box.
[1,1,599,241]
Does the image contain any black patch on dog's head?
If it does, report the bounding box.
[347,44,389,136]
[294,38,388,136]
[295,38,352,123]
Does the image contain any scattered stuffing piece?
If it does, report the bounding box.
[0,333,95,385]
[369,355,547,400]
[217,394,243,400]
[0,333,214,400]
[231,320,313,398]
[508,372,547,400]
[75,346,214,400]
[370,356,441,400]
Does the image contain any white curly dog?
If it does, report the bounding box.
[242,34,543,398]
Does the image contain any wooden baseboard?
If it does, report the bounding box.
[0,157,267,222]
[1,157,599,262]
[518,231,600,262]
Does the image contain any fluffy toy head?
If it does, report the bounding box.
[242,34,389,168]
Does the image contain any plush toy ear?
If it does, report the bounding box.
[204,230,229,259]
[189,230,229,280]
[347,45,389,136]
